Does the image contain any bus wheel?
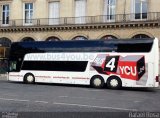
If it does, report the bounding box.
[107,76,122,89]
[90,75,105,88]
[24,73,35,84]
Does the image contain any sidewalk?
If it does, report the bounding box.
[0,74,7,81]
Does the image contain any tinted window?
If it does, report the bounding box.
[117,42,153,52]
[10,39,153,54]
[22,61,88,72]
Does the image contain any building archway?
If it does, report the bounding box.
[0,37,11,58]
[0,37,11,73]
[132,34,151,39]
[100,35,118,40]
[72,36,88,40]
[21,37,35,42]
[46,36,60,41]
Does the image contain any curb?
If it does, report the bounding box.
[0,74,160,89]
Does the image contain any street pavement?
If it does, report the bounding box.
[0,75,160,118]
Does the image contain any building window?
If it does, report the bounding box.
[132,34,150,39]
[24,3,33,24]
[46,36,60,41]
[0,47,5,58]
[72,36,88,40]
[2,4,9,25]
[0,37,11,58]
[101,35,117,40]
[49,1,60,25]
[104,0,116,22]
[21,37,35,42]
[133,0,148,20]
[75,0,86,24]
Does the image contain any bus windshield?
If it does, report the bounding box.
[9,61,17,72]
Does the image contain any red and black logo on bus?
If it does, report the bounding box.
[91,55,145,81]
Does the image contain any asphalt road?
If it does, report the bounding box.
[0,79,160,117]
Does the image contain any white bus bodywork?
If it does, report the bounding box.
[9,38,159,88]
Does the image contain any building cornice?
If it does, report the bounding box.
[0,0,12,4]
[47,0,60,2]
[0,21,159,33]
[22,0,36,2]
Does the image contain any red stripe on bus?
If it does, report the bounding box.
[10,75,23,77]
[52,77,69,79]
[35,76,51,78]
[72,77,89,80]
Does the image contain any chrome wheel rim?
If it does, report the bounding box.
[110,79,118,87]
[27,75,34,83]
[93,78,102,87]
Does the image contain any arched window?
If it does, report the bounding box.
[46,36,60,41]
[132,34,150,39]
[0,37,12,47]
[21,37,35,42]
[101,35,117,40]
[72,36,88,40]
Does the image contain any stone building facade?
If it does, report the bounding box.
[0,0,160,59]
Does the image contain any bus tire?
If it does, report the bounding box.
[24,73,35,84]
[90,75,105,88]
[107,76,122,89]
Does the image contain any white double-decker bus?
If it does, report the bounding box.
[8,38,159,89]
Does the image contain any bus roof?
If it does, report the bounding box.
[10,38,153,54]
